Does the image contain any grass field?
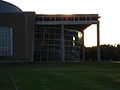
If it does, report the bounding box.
[0,62,120,90]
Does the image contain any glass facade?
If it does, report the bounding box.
[0,26,13,56]
[34,26,61,61]
[64,29,81,61]
[34,26,81,61]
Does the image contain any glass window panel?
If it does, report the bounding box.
[0,26,13,56]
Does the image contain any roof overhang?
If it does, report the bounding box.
[35,14,99,31]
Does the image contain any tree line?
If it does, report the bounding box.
[85,44,120,61]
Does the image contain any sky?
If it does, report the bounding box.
[5,0,120,47]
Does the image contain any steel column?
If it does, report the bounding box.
[97,21,101,62]
[82,30,85,62]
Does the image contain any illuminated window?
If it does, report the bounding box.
[0,26,13,56]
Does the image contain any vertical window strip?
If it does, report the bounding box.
[0,26,13,56]
[0,30,1,55]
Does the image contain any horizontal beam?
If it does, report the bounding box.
[35,21,98,25]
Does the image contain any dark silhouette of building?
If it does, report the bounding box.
[0,0,101,62]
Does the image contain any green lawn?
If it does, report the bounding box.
[0,62,120,90]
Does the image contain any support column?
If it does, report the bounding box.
[61,25,65,61]
[82,30,85,62]
[97,21,101,62]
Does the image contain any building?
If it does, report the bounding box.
[0,0,101,62]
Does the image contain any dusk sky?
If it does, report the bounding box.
[6,0,120,47]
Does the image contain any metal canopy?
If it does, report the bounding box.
[35,14,99,31]
[35,14,99,25]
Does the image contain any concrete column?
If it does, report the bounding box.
[82,30,85,62]
[97,21,101,62]
[61,25,65,61]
